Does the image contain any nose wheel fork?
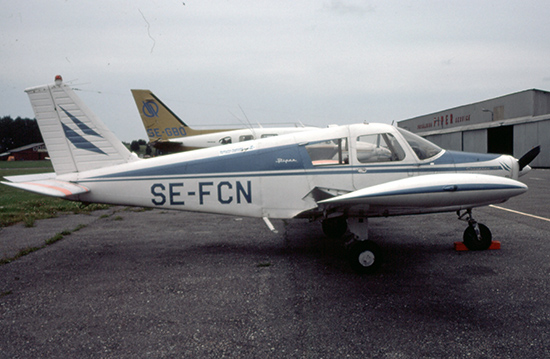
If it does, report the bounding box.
[457,209,492,250]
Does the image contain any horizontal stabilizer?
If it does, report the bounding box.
[318,174,527,208]
[1,179,89,198]
[3,172,56,183]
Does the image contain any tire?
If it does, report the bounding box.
[347,240,382,274]
[322,217,348,238]
[463,223,492,251]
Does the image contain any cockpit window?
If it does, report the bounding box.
[356,133,405,163]
[397,128,442,160]
[305,138,349,166]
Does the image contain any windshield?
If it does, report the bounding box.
[396,128,442,160]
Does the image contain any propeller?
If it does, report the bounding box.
[518,145,541,171]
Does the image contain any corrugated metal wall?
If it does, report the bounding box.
[515,121,550,167]
[400,89,550,168]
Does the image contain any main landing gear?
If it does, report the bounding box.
[321,209,495,274]
[321,216,382,274]
[458,209,492,251]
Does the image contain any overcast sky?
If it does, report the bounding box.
[2,1,550,142]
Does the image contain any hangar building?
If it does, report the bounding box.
[0,142,48,161]
[397,89,550,168]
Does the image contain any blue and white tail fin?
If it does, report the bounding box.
[25,76,138,175]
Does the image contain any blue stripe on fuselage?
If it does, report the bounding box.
[87,145,505,182]
[434,150,501,165]
[92,144,307,179]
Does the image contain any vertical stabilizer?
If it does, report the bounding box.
[131,89,233,142]
[25,76,138,175]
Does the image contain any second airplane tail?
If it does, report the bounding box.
[131,89,231,142]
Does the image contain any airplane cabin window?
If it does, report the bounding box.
[239,135,254,142]
[261,134,278,138]
[219,137,232,144]
[356,133,405,163]
[396,128,442,160]
[305,138,349,166]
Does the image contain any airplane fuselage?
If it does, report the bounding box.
[156,126,317,152]
[63,123,523,219]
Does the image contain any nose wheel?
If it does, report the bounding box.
[458,209,493,251]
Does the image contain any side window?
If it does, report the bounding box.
[239,135,254,142]
[356,133,405,163]
[219,136,232,144]
[306,138,349,166]
[261,134,277,138]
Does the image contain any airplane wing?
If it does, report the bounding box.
[318,173,527,209]
[1,174,89,198]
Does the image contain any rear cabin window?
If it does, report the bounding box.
[239,135,254,142]
[305,138,349,166]
[356,133,405,163]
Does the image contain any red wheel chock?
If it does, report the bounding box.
[454,241,501,251]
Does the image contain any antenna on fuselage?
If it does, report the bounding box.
[228,106,257,138]
[238,104,257,137]
[239,104,260,128]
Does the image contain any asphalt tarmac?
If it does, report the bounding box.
[1,169,550,358]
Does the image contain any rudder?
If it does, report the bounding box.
[25,76,138,175]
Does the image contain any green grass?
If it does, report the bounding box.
[0,160,53,169]
[0,161,110,227]
[0,223,89,265]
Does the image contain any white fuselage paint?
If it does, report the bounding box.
[64,123,525,219]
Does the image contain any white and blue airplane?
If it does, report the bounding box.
[131,89,316,153]
[1,76,540,273]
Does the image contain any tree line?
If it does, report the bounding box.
[0,116,42,153]
[1,115,150,156]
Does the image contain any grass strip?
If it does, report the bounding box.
[0,223,88,266]
[1,161,111,227]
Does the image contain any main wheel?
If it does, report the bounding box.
[347,240,382,274]
[322,217,348,238]
[463,223,492,250]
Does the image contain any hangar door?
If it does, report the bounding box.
[487,125,513,155]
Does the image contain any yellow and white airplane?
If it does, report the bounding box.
[131,89,316,153]
[1,76,540,273]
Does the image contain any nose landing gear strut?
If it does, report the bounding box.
[458,209,493,251]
